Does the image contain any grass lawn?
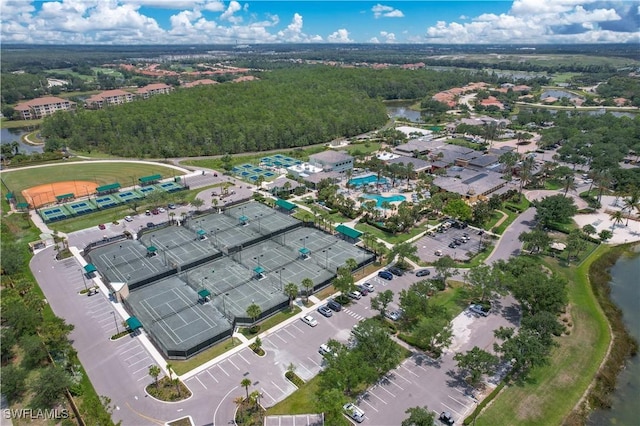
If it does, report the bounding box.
[484,210,506,231]
[338,142,381,156]
[355,222,427,244]
[430,280,468,318]
[48,205,135,234]
[544,180,564,190]
[171,337,242,376]
[241,306,302,337]
[267,375,320,415]
[1,118,43,129]
[2,162,184,194]
[475,246,611,426]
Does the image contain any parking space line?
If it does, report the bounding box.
[227,358,241,371]
[137,375,150,382]
[217,365,230,377]
[448,394,469,407]
[195,376,207,390]
[384,376,404,391]
[128,357,151,368]
[274,333,287,343]
[307,357,319,367]
[124,349,145,361]
[261,389,276,404]
[441,403,462,416]
[400,364,420,377]
[270,381,285,395]
[236,352,250,365]
[282,328,296,339]
[297,363,313,376]
[359,398,379,412]
[132,364,150,375]
[366,391,387,405]
[207,370,219,383]
[115,340,138,351]
[391,369,412,383]
[377,384,395,398]
[290,323,303,333]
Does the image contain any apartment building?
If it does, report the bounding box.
[309,150,354,174]
[136,83,174,99]
[85,89,135,109]
[14,96,76,120]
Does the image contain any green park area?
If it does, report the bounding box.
[2,162,184,195]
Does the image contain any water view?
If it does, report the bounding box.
[587,250,640,426]
[386,103,424,122]
[0,127,44,154]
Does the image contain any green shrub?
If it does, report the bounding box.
[463,381,506,425]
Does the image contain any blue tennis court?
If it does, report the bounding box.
[67,200,97,215]
[39,206,71,222]
[157,182,184,193]
[138,186,157,196]
[115,191,143,203]
[95,195,121,209]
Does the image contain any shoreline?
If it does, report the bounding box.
[21,131,45,146]
[568,242,640,423]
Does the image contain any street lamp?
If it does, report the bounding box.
[201,276,208,289]
[278,268,285,290]
[78,269,88,292]
[111,311,120,335]
[300,236,309,250]
[322,248,332,269]
[253,255,264,270]
[255,214,263,233]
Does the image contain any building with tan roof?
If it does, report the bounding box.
[85,89,135,109]
[14,96,76,120]
[183,79,218,88]
[137,83,174,99]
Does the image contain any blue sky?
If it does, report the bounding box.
[1,0,638,44]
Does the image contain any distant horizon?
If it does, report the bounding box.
[2,1,638,45]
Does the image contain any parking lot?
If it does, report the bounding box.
[415,221,487,263]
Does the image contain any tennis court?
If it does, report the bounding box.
[157,181,184,193]
[137,186,158,196]
[39,205,71,222]
[126,277,231,358]
[67,200,97,215]
[88,240,172,288]
[94,195,121,209]
[139,226,219,267]
[115,190,143,203]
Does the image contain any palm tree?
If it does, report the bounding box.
[241,378,252,400]
[301,278,314,302]
[284,282,298,308]
[609,210,624,231]
[148,365,161,390]
[166,363,174,381]
[246,303,262,328]
[562,175,576,197]
[622,192,640,226]
[518,156,535,198]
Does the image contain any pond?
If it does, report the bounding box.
[587,250,640,426]
[540,89,583,100]
[386,102,424,123]
[0,127,44,154]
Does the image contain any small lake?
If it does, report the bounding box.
[540,89,583,100]
[0,127,44,154]
[587,250,640,426]
[386,103,424,122]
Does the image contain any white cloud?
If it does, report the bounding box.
[220,0,242,23]
[327,28,352,43]
[424,0,636,44]
[369,37,380,43]
[372,4,404,19]
[380,31,396,43]
[276,13,322,43]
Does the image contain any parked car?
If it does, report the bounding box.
[343,403,365,423]
[301,315,318,327]
[356,284,369,295]
[327,299,342,312]
[448,242,457,248]
[145,210,151,216]
[469,303,490,317]
[151,208,160,215]
[146,222,155,228]
[318,343,333,356]
[434,249,443,256]
[347,290,362,300]
[317,305,333,317]
[439,411,455,425]
[378,270,393,280]
[158,207,166,213]
[385,310,402,321]
[168,203,176,209]
[98,224,106,230]
[362,282,375,292]
[388,266,404,276]
[124,215,133,222]
[415,269,431,277]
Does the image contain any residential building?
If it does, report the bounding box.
[14,96,76,120]
[85,89,135,109]
[309,150,354,174]
[183,79,218,88]
[137,83,174,99]
[433,168,508,203]
[265,177,302,196]
[287,163,323,179]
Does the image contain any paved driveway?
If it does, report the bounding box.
[414,225,486,263]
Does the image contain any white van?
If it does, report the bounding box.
[343,403,365,423]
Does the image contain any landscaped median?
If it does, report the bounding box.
[473,245,611,425]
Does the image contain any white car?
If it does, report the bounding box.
[124,215,133,222]
[343,403,365,423]
[301,315,318,327]
[318,343,333,356]
[158,207,166,213]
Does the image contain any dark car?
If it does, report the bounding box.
[146,222,155,228]
[388,266,404,276]
[317,305,333,317]
[439,411,454,425]
[327,299,342,312]
[98,224,106,230]
[448,242,457,248]
[356,285,369,295]
[415,269,431,277]
[378,270,393,280]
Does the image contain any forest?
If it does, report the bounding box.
[40,67,482,158]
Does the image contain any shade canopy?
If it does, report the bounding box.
[96,183,120,192]
[275,198,297,211]
[253,266,265,275]
[84,264,97,273]
[147,246,157,253]
[126,316,142,330]
[198,289,211,299]
[335,224,362,239]
[197,229,207,236]
[139,174,162,183]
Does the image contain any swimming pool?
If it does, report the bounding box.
[362,194,406,208]
[349,174,388,187]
